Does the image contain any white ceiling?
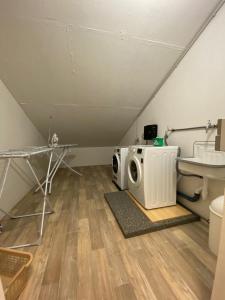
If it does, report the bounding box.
[0,0,220,146]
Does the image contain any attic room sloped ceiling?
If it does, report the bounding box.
[0,0,221,146]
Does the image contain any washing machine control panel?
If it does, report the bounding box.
[137,148,144,163]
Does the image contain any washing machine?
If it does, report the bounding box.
[127,145,178,209]
[112,147,129,190]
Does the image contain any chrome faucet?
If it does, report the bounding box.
[206,120,217,133]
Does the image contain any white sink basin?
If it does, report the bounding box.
[177,157,225,179]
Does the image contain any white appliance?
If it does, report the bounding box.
[127,145,178,209]
[112,147,129,190]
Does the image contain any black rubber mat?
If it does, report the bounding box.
[104,191,200,238]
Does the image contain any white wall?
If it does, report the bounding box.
[0,0,219,147]
[65,147,114,167]
[0,80,46,218]
[120,5,225,219]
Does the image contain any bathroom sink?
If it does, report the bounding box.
[177,157,225,179]
[177,142,225,180]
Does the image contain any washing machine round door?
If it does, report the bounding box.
[112,153,120,174]
[128,156,142,186]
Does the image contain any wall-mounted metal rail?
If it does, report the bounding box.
[169,125,211,133]
[167,122,217,133]
[164,120,217,145]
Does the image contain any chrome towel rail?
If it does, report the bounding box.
[165,120,217,145]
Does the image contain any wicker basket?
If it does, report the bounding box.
[0,247,33,300]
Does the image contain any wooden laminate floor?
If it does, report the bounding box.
[0,166,217,300]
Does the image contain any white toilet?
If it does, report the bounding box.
[209,196,224,256]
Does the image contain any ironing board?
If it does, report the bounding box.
[35,144,82,194]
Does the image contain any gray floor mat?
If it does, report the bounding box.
[104,191,200,238]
